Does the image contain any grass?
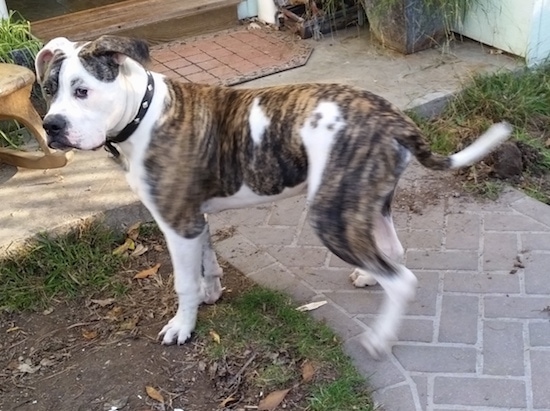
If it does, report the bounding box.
[0,221,374,410]
[409,64,550,203]
[0,222,127,312]
[197,287,374,410]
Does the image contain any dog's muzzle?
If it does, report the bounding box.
[43,114,72,150]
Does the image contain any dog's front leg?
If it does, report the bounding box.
[158,223,207,345]
[201,219,223,305]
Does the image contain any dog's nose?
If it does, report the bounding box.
[43,114,67,138]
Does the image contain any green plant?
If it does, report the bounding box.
[0,11,43,147]
[0,120,25,148]
[0,10,42,64]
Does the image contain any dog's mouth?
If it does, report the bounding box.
[48,141,75,151]
[47,139,105,151]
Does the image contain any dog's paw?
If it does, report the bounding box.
[350,269,378,287]
[201,277,223,305]
[360,329,394,359]
[158,315,194,345]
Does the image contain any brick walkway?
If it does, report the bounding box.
[208,163,550,411]
[148,27,312,86]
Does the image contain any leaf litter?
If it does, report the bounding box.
[0,224,372,411]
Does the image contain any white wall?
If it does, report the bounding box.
[527,0,550,66]
[1,0,9,18]
[456,0,550,66]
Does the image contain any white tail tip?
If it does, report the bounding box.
[450,122,513,169]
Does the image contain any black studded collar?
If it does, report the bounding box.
[105,70,155,158]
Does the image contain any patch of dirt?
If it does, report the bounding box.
[393,162,472,215]
[0,232,311,411]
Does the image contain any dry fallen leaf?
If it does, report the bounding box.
[130,243,148,257]
[296,300,327,312]
[301,360,315,383]
[106,306,123,321]
[112,238,135,255]
[133,263,161,279]
[119,318,139,331]
[258,388,291,410]
[82,329,98,340]
[127,222,141,240]
[90,298,116,307]
[209,330,221,344]
[145,386,164,403]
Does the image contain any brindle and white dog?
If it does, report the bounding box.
[35,35,511,357]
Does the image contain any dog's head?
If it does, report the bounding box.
[35,35,150,150]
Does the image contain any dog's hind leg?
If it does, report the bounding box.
[158,222,206,345]
[201,218,223,305]
[310,176,417,358]
[350,191,404,288]
[360,266,417,357]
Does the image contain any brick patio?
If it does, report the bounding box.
[149,27,312,86]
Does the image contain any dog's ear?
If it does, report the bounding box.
[83,35,150,66]
[35,37,73,84]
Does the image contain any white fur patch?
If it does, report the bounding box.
[300,102,345,201]
[202,183,306,213]
[158,222,205,345]
[249,98,270,145]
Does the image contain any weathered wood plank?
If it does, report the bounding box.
[116,5,239,45]
[31,0,241,42]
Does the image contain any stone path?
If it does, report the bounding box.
[208,163,550,411]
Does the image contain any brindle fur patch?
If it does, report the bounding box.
[40,51,66,101]
[144,80,449,264]
[79,36,150,82]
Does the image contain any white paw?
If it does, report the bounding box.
[158,315,194,345]
[360,328,395,359]
[350,268,378,287]
[201,277,223,305]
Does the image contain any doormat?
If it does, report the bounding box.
[149,26,313,86]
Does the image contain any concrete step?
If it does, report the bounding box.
[31,0,242,44]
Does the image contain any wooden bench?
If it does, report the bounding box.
[0,64,73,169]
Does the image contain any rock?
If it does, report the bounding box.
[493,142,523,179]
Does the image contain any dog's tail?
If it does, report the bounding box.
[397,122,513,171]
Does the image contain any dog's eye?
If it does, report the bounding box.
[74,88,88,99]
